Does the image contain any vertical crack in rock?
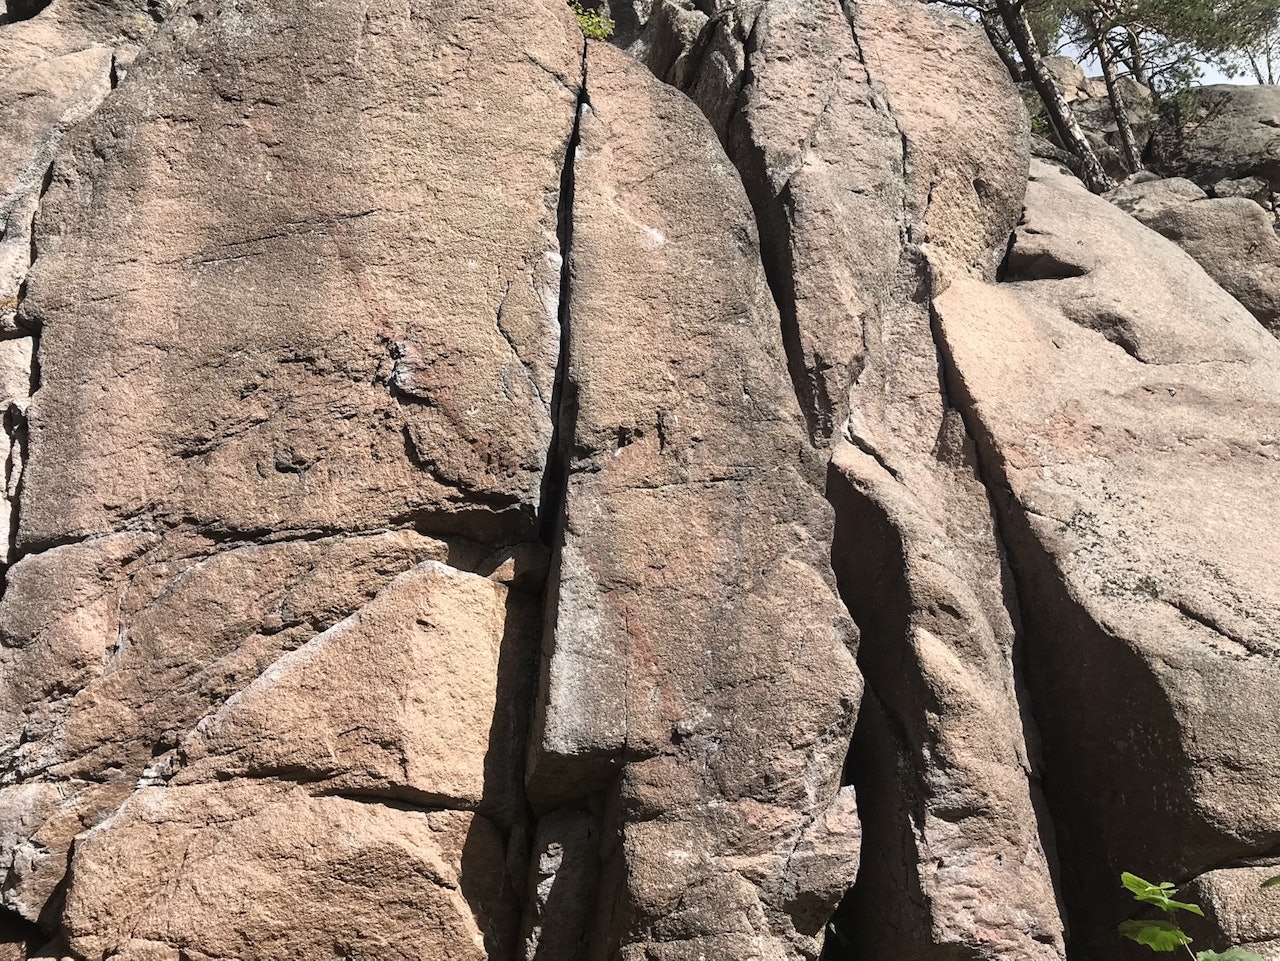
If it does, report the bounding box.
[523,38,602,961]
[2,3,584,953]
[0,157,53,591]
[826,5,1069,954]
[538,39,590,549]
[524,38,861,960]
[728,18,834,445]
[924,289,1095,960]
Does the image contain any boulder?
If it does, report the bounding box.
[1042,55,1086,103]
[1212,175,1272,205]
[1151,84,1280,192]
[62,783,521,961]
[935,159,1280,958]
[1137,196,1280,336]
[1106,176,1280,336]
[1107,176,1208,218]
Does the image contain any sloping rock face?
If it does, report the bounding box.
[937,160,1280,960]
[2,1,1279,960]
[1107,178,1280,337]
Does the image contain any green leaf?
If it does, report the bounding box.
[1122,873,1206,916]
[1195,950,1268,961]
[1119,919,1193,952]
[1262,875,1280,890]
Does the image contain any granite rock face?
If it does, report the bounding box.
[1108,178,1280,336]
[1151,84,1280,194]
[1,1,1279,960]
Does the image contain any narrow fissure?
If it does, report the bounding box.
[537,40,589,548]
[521,40,607,961]
[727,17,834,445]
[822,464,928,961]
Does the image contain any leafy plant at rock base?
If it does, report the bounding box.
[567,0,614,40]
[1119,871,1279,961]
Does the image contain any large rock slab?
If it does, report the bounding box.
[62,782,520,961]
[526,42,860,961]
[934,160,1280,958]
[0,529,462,921]
[0,0,585,942]
[17,0,585,547]
[175,560,536,827]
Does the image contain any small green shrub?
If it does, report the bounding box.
[567,0,614,40]
[1119,871,1278,961]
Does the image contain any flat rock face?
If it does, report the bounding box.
[63,783,519,961]
[0,0,584,942]
[18,0,584,546]
[4,0,1280,959]
[175,561,536,826]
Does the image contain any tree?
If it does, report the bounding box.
[932,0,1117,191]
[929,0,1280,188]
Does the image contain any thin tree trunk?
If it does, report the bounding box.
[1251,52,1267,85]
[1123,26,1148,87]
[993,0,1116,193]
[980,12,1026,82]
[1092,16,1143,175]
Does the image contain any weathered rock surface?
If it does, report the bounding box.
[2,0,1280,959]
[632,3,1069,961]
[63,783,520,961]
[1,0,585,945]
[527,41,861,960]
[175,561,537,826]
[936,159,1280,959]
[1151,84,1280,194]
[1135,194,1280,336]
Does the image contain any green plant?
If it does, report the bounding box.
[567,0,614,40]
[1119,871,1278,961]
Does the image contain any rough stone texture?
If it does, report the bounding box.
[0,529,471,921]
[174,561,537,827]
[632,3,1068,961]
[1107,176,1208,218]
[527,42,861,960]
[1151,84,1280,192]
[635,0,901,443]
[17,0,584,548]
[1134,194,1280,337]
[935,160,1280,959]
[0,0,163,333]
[3,0,1280,958]
[0,0,585,945]
[62,783,520,961]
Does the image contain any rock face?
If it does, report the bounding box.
[2,1,1280,960]
[1118,186,1280,336]
[937,160,1280,960]
[526,42,861,960]
[1151,84,1280,197]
